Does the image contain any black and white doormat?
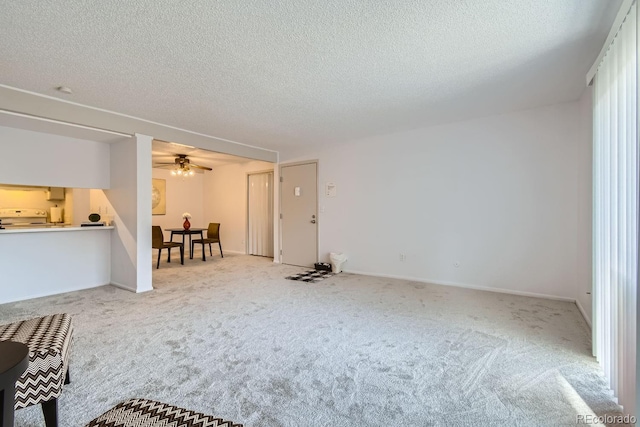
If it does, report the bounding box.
[286,270,335,282]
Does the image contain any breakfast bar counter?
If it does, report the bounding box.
[0,225,114,234]
[0,226,113,304]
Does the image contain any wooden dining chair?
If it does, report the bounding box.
[152,226,184,269]
[191,223,223,261]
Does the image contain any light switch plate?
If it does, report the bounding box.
[326,182,336,197]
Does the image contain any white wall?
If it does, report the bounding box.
[0,125,115,303]
[135,135,153,292]
[0,229,111,304]
[151,168,205,232]
[0,126,111,188]
[103,135,153,293]
[576,88,593,325]
[68,188,91,225]
[280,101,590,301]
[203,161,274,254]
[273,165,281,262]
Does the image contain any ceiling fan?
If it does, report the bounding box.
[153,154,212,176]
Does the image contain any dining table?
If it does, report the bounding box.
[165,228,206,260]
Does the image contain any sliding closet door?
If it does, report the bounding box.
[248,172,274,257]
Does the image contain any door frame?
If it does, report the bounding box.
[246,168,275,256]
[278,160,319,265]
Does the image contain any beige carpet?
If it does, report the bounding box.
[0,253,624,426]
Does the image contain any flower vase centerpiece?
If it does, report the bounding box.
[182,212,192,230]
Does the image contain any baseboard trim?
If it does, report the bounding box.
[341,269,576,303]
[136,285,154,294]
[575,299,592,328]
[189,247,245,256]
[110,281,137,293]
[0,282,110,305]
[223,250,246,255]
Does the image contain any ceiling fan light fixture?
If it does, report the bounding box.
[171,163,194,177]
[154,154,212,177]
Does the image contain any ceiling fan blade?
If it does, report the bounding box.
[190,164,213,171]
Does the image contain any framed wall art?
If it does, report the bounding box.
[152,178,166,215]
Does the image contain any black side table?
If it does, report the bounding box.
[0,341,29,427]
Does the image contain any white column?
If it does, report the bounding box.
[106,133,153,293]
[135,134,153,292]
[273,163,281,263]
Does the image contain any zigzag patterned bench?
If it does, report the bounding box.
[86,398,244,427]
[0,313,73,427]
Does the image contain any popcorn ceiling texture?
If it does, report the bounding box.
[0,254,624,426]
[0,1,621,151]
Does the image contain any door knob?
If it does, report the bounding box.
[311,220,316,224]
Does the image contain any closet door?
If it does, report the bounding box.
[248,172,274,257]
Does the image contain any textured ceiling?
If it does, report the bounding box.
[0,0,621,152]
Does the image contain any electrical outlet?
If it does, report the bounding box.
[399,253,406,262]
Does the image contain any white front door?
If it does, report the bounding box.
[280,162,317,267]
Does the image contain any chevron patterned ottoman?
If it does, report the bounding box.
[0,313,73,427]
[86,398,244,427]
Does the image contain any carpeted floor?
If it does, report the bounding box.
[0,253,625,426]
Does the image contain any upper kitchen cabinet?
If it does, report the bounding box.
[46,187,65,200]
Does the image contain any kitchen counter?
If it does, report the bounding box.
[0,225,114,234]
[0,225,113,304]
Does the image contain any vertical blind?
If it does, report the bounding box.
[593,2,638,414]
[248,172,274,257]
